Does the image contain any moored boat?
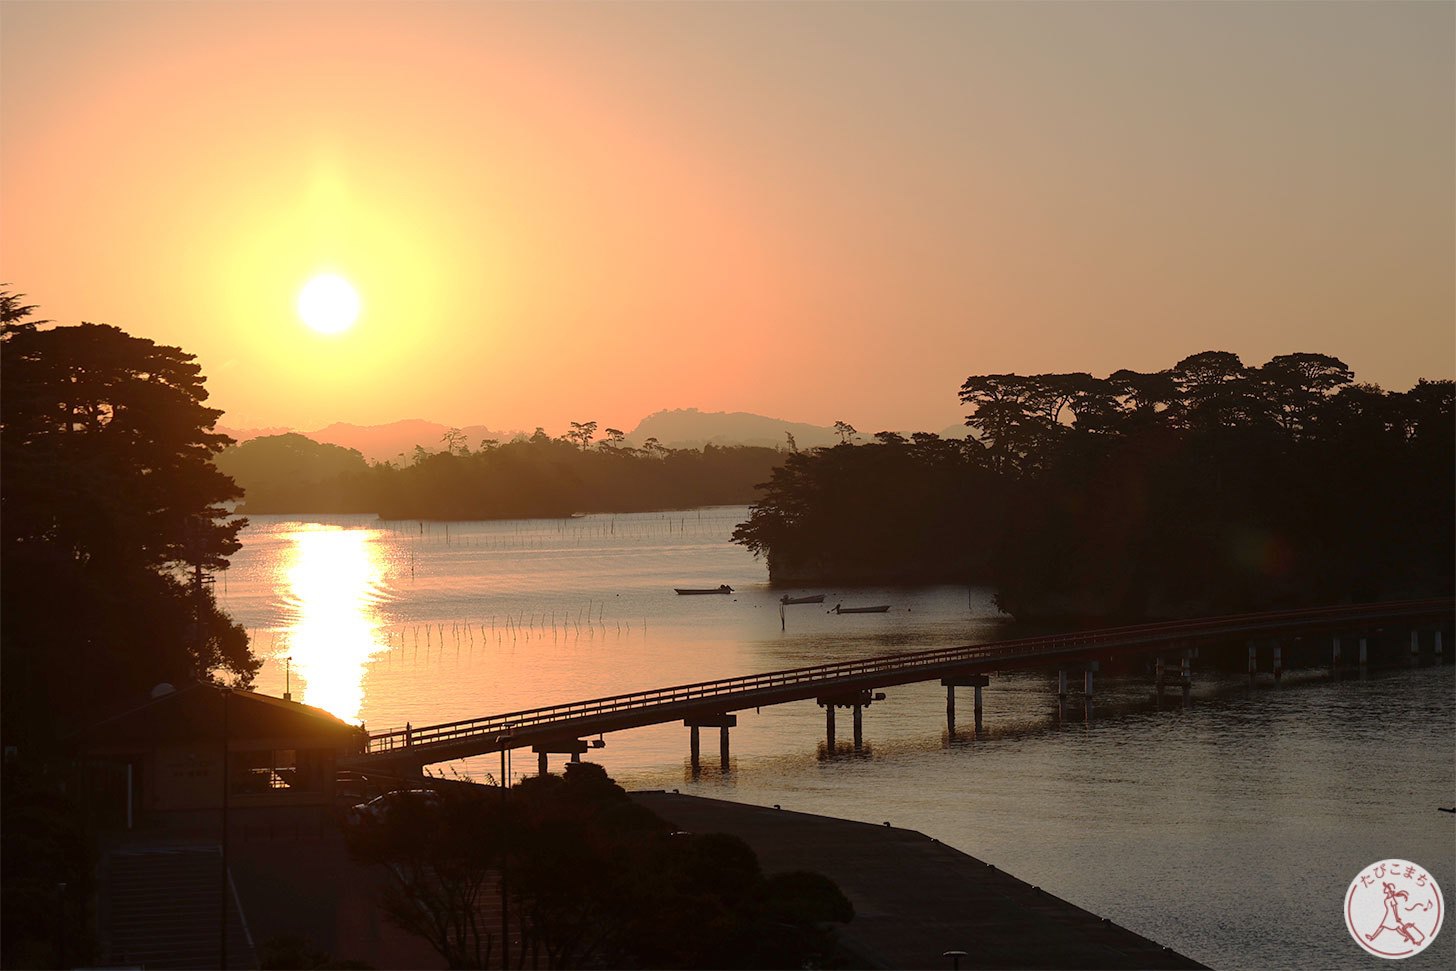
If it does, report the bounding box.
[675,584,734,595]
[779,593,825,605]
[830,603,890,614]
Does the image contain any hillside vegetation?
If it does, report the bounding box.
[217,430,786,519]
[733,352,1454,620]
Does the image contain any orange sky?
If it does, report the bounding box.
[3,1,1452,435]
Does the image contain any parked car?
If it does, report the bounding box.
[345,788,441,827]
[335,769,376,803]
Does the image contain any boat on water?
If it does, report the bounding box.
[675,585,734,595]
[830,603,890,614]
[779,593,825,605]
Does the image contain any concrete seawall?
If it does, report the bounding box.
[630,791,1205,970]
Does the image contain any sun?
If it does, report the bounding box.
[297,273,361,334]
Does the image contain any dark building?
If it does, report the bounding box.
[76,682,365,822]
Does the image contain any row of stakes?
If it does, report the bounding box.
[378,515,730,547]
[247,603,649,658]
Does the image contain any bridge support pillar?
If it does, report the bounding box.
[1247,642,1257,685]
[1057,669,1068,700]
[1181,651,1192,706]
[684,715,736,773]
[1436,631,1444,662]
[532,739,589,777]
[1332,637,1341,671]
[1410,630,1420,666]
[942,677,988,736]
[818,691,881,754]
[1273,643,1283,683]
[1359,637,1368,667]
[1082,663,1097,722]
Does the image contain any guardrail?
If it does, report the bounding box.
[364,598,1450,755]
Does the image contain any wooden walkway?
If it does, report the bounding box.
[348,598,1451,773]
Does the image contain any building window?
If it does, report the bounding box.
[230,748,299,794]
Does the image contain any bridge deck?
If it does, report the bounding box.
[347,599,1450,770]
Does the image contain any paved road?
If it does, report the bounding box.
[631,791,1206,971]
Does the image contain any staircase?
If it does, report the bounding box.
[102,845,257,969]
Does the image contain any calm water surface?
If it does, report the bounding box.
[219,509,1455,971]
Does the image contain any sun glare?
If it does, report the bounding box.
[281,525,388,722]
[297,273,361,334]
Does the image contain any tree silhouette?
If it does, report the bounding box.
[441,427,468,455]
[567,420,598,450]
[350,763,852,969]
[741,351,1453,618]
[832,420,857,444]
[1,302,256,746]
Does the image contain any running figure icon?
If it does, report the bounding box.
[1345,859,1443,959]
[1367,882,1426,948]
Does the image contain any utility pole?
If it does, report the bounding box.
[219,686,230,970]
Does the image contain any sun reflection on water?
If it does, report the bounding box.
[279,525,388,722]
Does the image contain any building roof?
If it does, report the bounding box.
[74,681,365,753]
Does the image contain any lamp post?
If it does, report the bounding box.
[219,685,230,970]
[283,656,293,702]
[501,745,509,971]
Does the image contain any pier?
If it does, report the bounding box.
[347,599,1451,776]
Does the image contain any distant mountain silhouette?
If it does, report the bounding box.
[218,419,517,464]
[936,422,969,440]
[217,424,291,442]
[216,409,944,462]
[626,408,840,450]
[309,420,519,463]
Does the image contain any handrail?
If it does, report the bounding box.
[362,598,1450,754]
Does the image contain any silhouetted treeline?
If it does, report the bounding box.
[2,294,255,968]
[349,761,853,969]
[1,299,255,750]
[733,352,1454,620]
[221,431,788,519]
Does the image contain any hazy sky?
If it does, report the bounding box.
[3,1,1452,434]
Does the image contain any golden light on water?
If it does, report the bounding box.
[280,526,387,722]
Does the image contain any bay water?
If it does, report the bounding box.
[217,508,1455,970]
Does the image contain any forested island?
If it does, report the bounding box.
[216,430,786,519]
[733,352,1453,621]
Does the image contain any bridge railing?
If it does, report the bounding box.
[364,599,1448,754]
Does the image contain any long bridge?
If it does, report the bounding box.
[344,598,1452,777]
